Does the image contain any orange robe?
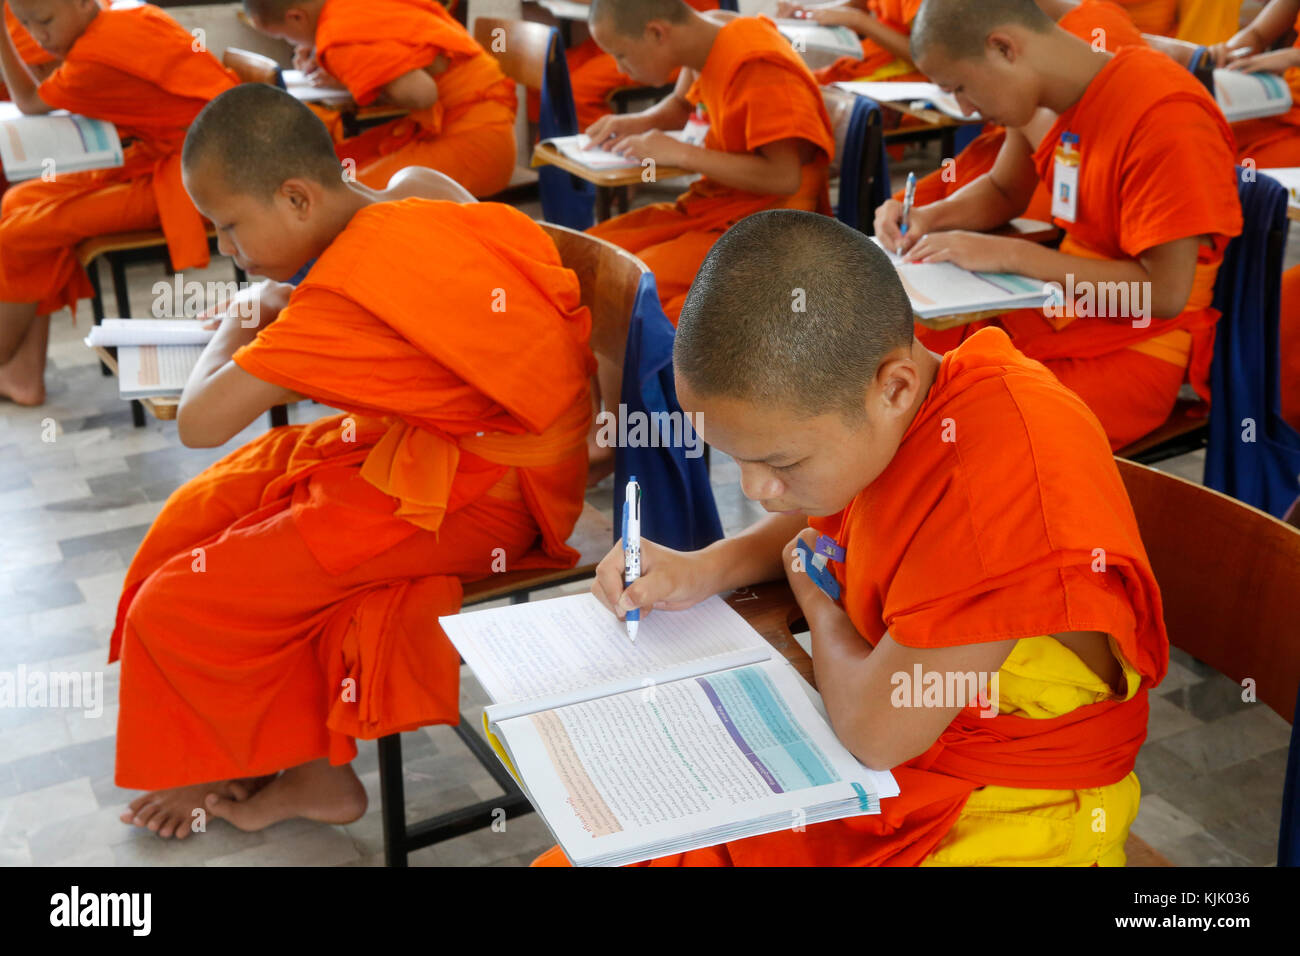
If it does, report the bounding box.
[1113,0,1177,34]
[925,47,1242,452]
[1232,13,1300,169]
[900,1,1144,218]
[317,0,518,197]
[0,4,236,316]
[536,327,1169,867]
[567,0,717,133]
[110,200,595,788]
[590,16,835,324]
[813,0,925,85]
[1280,265,1300,434]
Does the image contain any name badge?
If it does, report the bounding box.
[1051,132,1081,223]
[678,103,710,148]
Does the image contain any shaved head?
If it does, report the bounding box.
[589,0,690,36]
[242,0,306,24]
[912,0,1055,61]
[675,211,914,420]
[183,84,345,201]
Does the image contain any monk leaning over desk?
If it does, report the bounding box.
[0,0,237,407]
[874,0,1241,452]
[536,210,1168,868]
[582,0,835,324]
[112,84,595,838]
[242,0,517,198]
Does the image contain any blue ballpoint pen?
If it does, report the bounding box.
[622,476,641,643]
[900,171,917,237]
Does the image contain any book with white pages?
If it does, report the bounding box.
[835,80,980,121]
[1212,68,1292,123]
[85,318,217,349]
[1261,167,1300,211]
[872,237,1053,320]
[775,20,863,59]
[116,344,203,400]
[539,130,692,171]
[282,68,354,106]
[440,592,899,867]
[0,111,124,180]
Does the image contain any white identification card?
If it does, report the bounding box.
[1051,135,1081,223]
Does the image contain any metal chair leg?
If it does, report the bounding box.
[88,260,112,377]
[268,404,289,428]
[110,253,131,317]
[130,399,145,429]
[378,734,408,868]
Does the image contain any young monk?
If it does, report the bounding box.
[112,84,595,838]
[777,0,925,85]
[874,0,1242,452]
[583,0,835,324]
[901,0,1143,219]
[1209,0,1300,169]
[0,0,237,406]
[242,0,517,198]
[1,4,55,94]
[535,209,1168,867]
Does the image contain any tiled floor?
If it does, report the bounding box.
[0,156,1292,867]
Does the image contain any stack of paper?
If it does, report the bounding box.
[835,80,980,121]
[85,319,214,400]
[0,112,123,180]
[873,238,1052,320]
[775,20,863,59]
[1213,68,1292,123]
[442,593,898,867]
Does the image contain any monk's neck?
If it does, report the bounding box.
[898,344,942,439]
[312,188,373,257]
[676,14,724,73]
[1034,34,1112,116]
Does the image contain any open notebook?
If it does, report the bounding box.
[873,238,1052,320]
[539,130,695,172]
[835,80,979,121]
[0,111,123,181]
[1212,68,1292,123]
[441,593,898,867]
[775,20,863,59]
[85,320,214,400]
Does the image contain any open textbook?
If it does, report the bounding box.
[1211,68,1292,123]
[872,237,1052,320]
[0,111,123,180]
[835,80,979,121]
[441,593,899,867]
[539,130,694,172]
[775,20,863,59]
[85,320,213,400]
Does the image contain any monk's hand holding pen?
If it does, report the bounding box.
[592,538,721,623]
[783,529,851,636]
[874,198,933,256]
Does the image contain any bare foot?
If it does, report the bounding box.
[121,779,248,840]
[205,759,366,832]
[0,314,48,406]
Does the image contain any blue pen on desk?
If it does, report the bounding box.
[622,476,641,643]
[900,171,917,237]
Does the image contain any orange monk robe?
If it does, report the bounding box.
[813,0,925,85]
[901,1,1144,218]
[110,201,596,788]
[0,4,236,317]
[1231,13,1300,169]
[590,17,835,324]
[1280,265,1300,434]
[923,49,1242,451]
[566,0,718,132]
[316,0,517,198]
[1174,0,1243,45]
[536,327,1169,867]
[1113,0,1177,34]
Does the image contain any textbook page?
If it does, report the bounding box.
[540,131,692,171]
[0,113,123,180]
[496,658,899,866]
[774,20,863,59]
[282,69,354,105]
[835,80,980,121]
[117,345,202,400]
[85,319,216,349]
[443,593,772,720]
[872,238,1051,319]
[1213,68,1292,123]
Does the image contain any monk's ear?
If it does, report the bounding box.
[874,353,920,416]
[986,29,1019,65]
[279,178,315,218]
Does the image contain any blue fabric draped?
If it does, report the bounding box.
[835,95,890,230]
[538,26,596,230]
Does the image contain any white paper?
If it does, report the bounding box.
[0,113,123,180]
[85,319,216,348]
[282,68,354,105]
[117,345,202,399]
[537,0,591,21]
[541,130,691,170]
[1213,68,1292,123]
[835,80,980,121]
[1262,167,1300,210]
[775,20,863,59]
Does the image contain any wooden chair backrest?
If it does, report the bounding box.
[1116,458,1300,722]
[822,86,856,180]
[539,223,648,423]
[222,47,282,86]
[473,17,554,93]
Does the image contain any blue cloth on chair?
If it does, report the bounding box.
[612,273,724,553]
[1204,170,1300,518]
[538,26,596,231]
[835,95,890,231]
[1281,682,1300,866]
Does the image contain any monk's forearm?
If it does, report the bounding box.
[856,15,913,62]
[676,144,802,195]
[807,615,894,768]
[644,91,693,131]
[186,317,259,394]
[1244,0,1300,46]
[0,25,45,114]
[922,175,1028,232]
[701,512,808,593]
[1010,241,1191,320]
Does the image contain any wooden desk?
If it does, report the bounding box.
[531,140,692,219]
[878,102,980,159]
[1289,204,1300,223]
